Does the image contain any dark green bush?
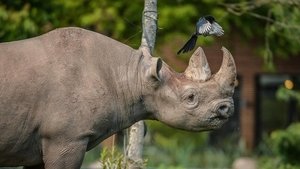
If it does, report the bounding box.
[271,123,300,165]
[259,123,300,169]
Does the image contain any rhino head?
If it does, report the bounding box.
[141,47,236,131]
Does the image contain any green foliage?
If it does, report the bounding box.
[100,147,127,169]
[82,146,101,165]
[258,123,300,169]
[277,86,300,103]
[1,0,300,70]
[99,147,148,169]
[271,123,300,164]
[144,121,245,168]
[144,121,207,167]
[260,3,300,71]
[267,3,300,57]
[220,1,300,71]
[0,0,143,48]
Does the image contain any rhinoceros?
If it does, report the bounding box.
[0,27,236,169]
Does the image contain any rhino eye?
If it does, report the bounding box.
[187,94,195,103]
[182,91,199,108]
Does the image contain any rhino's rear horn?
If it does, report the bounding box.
[214,47,237,93]
[184,47,211,81]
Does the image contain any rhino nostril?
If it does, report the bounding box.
[217,105,229,118]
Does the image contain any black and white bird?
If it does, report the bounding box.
[177,15,224,54]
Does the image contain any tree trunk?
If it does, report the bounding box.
[140,0,158,53]
[126,0,157,168]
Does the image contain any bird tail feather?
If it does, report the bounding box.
[177,34,198,55]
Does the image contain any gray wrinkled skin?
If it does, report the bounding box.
[0,27,236,169]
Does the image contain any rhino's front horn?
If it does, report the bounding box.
[214,47,237,93]
[184,47,211,81]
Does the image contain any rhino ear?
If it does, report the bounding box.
[141,48,163,82]
[148,57,163,81]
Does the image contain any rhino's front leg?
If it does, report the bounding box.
[42,138,88,169]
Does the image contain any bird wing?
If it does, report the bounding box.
[196,18,212,35]
[177,34,198,54]
[210,22,224,36]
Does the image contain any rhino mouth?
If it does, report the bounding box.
[210,114,229,121]
[210,116,229,127]
[191,115,229,131]
[202,118,227,130]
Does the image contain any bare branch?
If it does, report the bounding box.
[140,0,158,53]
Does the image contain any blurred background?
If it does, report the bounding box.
[0,0,299,169]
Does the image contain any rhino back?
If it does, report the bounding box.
[0,27,136,165]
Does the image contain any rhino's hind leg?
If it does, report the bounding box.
[23,163,45,169]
